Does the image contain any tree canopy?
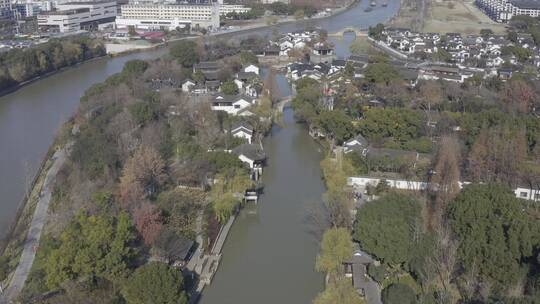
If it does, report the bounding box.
[121,262,188,304]
[364,61,399,84]
[316,227,353,279]
[448,183,540,290]
[354,193,422,265]
[170,40,199,68]
[382,283,417,304]
[314,278,366,304]
[45,212,137,288]
[221,79,239,95]
[239,50,259,65]
[315,110,356,144]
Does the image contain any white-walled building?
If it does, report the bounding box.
[476,0,540,22]
[116,2,219,30]
[38,0,116,32]
[243,64,259,75]
[348,176,540,201]
[211,94,256,116]
[14,0,53,18]
[261,0,289,4]
[220,4,250,15]
[14,2,41,17]
[0,0,11,18]
[231,122,254,144]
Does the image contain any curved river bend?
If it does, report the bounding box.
[0,1,399,301]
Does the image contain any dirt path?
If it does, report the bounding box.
[1,147,67,304]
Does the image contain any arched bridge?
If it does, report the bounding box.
[328,27,368,37]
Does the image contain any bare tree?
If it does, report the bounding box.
[119,146,167,210]
[417,81,443,137]
[263,69,280,104]
[500,79,536,113]
[431,135,461,205]
[427,224,458,303]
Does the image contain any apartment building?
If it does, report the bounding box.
[37,0,116,32]
[476,0,540,22]
[116,2,219,30]
[219,4,250,15]
[0,0,11,18]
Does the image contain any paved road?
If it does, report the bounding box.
[1,147,67,304]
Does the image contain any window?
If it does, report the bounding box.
[520,191,528,198]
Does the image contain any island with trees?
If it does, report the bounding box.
[0,35,280,303]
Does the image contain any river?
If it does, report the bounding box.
[200,106,327,304]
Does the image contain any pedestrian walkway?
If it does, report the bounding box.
[1,147,67,304]
[186,214,236,304]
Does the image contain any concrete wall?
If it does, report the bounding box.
[348,176,540,201]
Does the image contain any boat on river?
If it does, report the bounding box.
[364,6,373,12]
[382,0,388,6]
[370,0,377,6]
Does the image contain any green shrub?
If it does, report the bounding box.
[367,263,386,283]
[382,283,416,304]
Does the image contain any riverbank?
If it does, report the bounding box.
[0,54,108,99]
[0,141,63,302]
[1,145,68,303]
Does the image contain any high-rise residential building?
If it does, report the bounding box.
[0,0,12,18]
[476,0,540,22]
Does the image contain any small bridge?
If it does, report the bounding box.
[328,27,368,37]
[276,96,292,112]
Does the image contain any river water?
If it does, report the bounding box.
[200,105,327,304]
[0,0,399,300]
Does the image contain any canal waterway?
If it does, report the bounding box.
[198,68,328,303]
[199,105,327,304]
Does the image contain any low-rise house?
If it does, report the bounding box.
[193,61,220,80]
[418,64,473,83]
[151,235,194,267]
[344,134,369,155]
[211,94,256,116]
[191,84,208,95]
[182,79,196,93]
[311,41,336,64]
[236,72,261,97]
[231,122,254,144]
[244,64,260,75]
[232,143,266,180]
[263,45,280,56]
[343,245,376,296]
[205,80,221,93]
[498,67,514,80]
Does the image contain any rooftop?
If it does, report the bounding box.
[510,0,540,9]
[40,8,90,15]
[61,0,116,5]
[232,143,265,161]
